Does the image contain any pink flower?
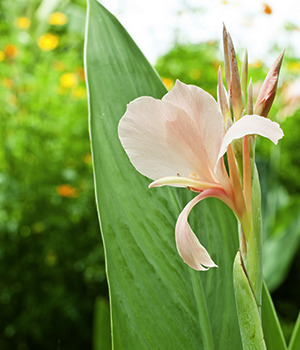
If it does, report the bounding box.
[118,80,283,271]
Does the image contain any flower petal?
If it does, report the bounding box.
[118,85,222,182]
[163,80,224,168]
[175,190,221,271]
[218,114,284,160]
[149,176,221,190]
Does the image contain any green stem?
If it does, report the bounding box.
[240,164,263,312]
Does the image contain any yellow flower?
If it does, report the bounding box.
[60,73,78,88]
[4,44,18,59]
[263,3,272,15]
[48,12,68,26]
[38,33,59,51]
[76,67,85,81]
[251,60,263,68]
[288,62,300,73]
[72,86,86,99]
[0,51,4,62]
[2,78,14,89]
[162,77,174,90]
[15,17,31,29]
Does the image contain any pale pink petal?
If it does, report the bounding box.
[175,190,222,271]
[163,80,224,169]
[218,114,284,160]
[118,90,220,182]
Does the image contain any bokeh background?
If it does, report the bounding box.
[0,0,299,349]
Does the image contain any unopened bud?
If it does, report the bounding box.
[227,33,243,121]
[222,24,231,90]
[254,50,284,117]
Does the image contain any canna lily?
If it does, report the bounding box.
[118,80,283,270]
[118,28,284,271]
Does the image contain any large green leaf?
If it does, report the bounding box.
[84,1,256,348]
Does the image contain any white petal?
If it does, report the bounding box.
[163,80,224,167]
[118,90,221,182]
[175,192,218,271]
[218,114,284,160]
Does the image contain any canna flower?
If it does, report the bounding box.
[118,80,283,271]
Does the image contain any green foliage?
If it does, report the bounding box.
[155,43,220,97]
[278,110,300,194]
[0,1,107,349]
[85,1,244,349]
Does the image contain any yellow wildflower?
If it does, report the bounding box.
[38,33,59,51]
[60,73,78,88]
[15,17,31,29]
[288,62,300,73]
[4,44,18,59]
[72,86,86,99]
[263,3,272,15]
[251,60,263,68]
[2,78,14,89]
[162,77,174,90]
[56,184,79,198]
[76,67,85,81]
[48,12,68,26]
[0,51,4,62]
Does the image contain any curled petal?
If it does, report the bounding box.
[175,190,224,271]
[217,114,284,161]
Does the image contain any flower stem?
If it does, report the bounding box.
[240,164,263,312]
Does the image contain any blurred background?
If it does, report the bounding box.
[0,0,299,349]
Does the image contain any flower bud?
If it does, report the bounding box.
[254,50,284,117]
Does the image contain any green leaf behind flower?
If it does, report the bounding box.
[84,1,284,348]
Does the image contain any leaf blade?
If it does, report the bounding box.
[85,1,242,349]
[261,281,287,350]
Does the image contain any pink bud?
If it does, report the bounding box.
[254,50,284,117]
